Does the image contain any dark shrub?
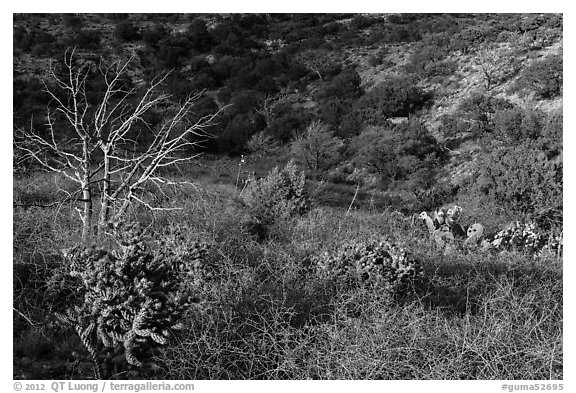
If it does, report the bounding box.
[457,93,514,135]
[74,29,101,49]
[492,107,544,143]
[514,54,562,99]
[538,109,562,157]
[352,119,447,188]
[356,76,432,124]
[186,19,215,53]
[473,144,562,216]
[115,21,141,42]
[62,14,83,30]
[143,24,170,48]
[316,67,363,101]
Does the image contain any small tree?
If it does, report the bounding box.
[242,160,309,225]
[15,49,223,241]
[290,120,343,180]
[475,46,521,91]
[295,48,342,81]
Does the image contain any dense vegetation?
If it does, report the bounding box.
[13,13,562,380]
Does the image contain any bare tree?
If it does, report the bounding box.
[255,89,289,129]
[15,49,223,241]
[295,49,342,81]
[475,46,521,91]
[290,120,343,180]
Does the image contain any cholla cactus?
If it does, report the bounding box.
[50,223,206,376]
[316,238,424,294]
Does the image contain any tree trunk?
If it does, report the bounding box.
[81,181,93,242]
[81,140,93,242]
[98,148,111,236]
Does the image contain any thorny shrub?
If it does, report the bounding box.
[47,223,211,377]
[492,221,562,256]
[473,144,562,217]
[242,160,310,225]
[315,237,424,296]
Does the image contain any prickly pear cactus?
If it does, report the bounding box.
[464,223,485,247]
[315,238,424,294]
[446,205,463,225]
[432,225,455,248]
[492,221,548,253]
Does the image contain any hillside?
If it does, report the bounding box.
[13,13,563,381]
[13,14,563,217]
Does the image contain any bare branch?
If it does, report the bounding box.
[131,194,183,212]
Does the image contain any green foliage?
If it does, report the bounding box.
[492,107,544,143]
[290,121,343,179]
[357,76,432,124]
[12,13,565,380]
[13,26,56,53]
[367,48,389,67]
[115,21,141,42]
[352,120,447,190]
[73,29,101,50]
[242,160,310,224]
[538,108,562,157]
[62,14,83,30]
[457,92,514,135]
[315,237,424,295]
[514,54,563,99]
[473,144,562,217]
[49,223,206,374]
[246,131,279,158]
[142,24,170,48]
[405,35,454,77]
[449,25,488,54]
[316,67,363,100]
[185,19,216,53]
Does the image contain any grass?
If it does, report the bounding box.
[12,165,562,380]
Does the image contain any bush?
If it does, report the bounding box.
[185,19,215,53]
[14,26,56,52]
[405,40,451,77]
[357,76,432,124]
[73,29,101,49]
[316,67,363,100]
[367,48,389,67]
[514,54,562,99]
[538,108,562,157]
[242,160,310,225]
[142,24,170,48]
[115,21,141,42]
[492,107,544,143]
[315,237,424,295]
[62,14,83,30]
[48,223,206,377]
[491,221,559,255]
[473,144,562,217]
[246,131,279,158]
[290,120,343,179]
[457,93,514,135]
[352,120,448,189]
